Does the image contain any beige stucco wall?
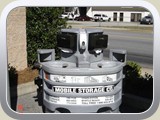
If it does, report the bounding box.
[7,7,27,71]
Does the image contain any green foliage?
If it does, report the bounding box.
[125,61,142,78]
[123,61,153,99]
[143,72,153,81]
[26,7,67,66]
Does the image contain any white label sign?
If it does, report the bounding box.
[52,86,114,94]
[48,96,114,105]
[50,74,117,83]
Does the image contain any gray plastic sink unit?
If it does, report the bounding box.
[41,60,124,75]
[36,28,127,113]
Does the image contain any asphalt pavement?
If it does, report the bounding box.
[69,20,153,70]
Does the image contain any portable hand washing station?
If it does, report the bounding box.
[35,28,127,113]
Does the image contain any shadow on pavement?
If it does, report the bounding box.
[33,77,45,112]
[9,65,18,111]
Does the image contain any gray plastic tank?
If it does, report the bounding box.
[36,28,127,113]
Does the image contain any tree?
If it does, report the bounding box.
[26,7,67,66]
[79,7,87,16]
[123,61,153,99]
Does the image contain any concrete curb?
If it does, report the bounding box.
[70,25,152,32]
[141,68,153,76]
[10,81,38,97]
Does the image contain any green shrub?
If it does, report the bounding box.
[123,61,153,99]
[26,7,67,66]
[125,61,142,78]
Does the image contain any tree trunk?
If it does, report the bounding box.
[79,7,87,16]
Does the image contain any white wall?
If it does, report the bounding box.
[87,8,150,22]
[86,7,93,17]
[7,7,27,71]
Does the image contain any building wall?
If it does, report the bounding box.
[87,7,150,22]
[86,7,93,17]
[7,7,27,71]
